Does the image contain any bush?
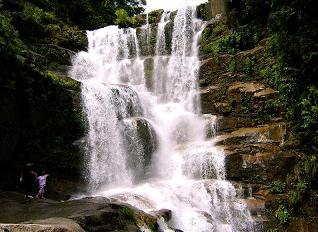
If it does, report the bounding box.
[115,9,132,28]
[275,205,290,225]
[271,181,286,194]
[288,190,301,206]
[298,86,318,149]
[0,13,22,54]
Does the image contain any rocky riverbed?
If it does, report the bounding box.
[0,191,171,232]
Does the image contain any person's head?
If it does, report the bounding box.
[41,170,47,175]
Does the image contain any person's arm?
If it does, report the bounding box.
[31,171,37,180]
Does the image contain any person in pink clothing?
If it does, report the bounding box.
[36,171,49,199]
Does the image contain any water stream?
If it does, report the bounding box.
[70,6,256,232]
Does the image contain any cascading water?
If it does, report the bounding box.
[70,6,257,232]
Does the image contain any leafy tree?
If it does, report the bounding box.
[115,9,132,28]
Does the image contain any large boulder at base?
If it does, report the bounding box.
[0,191,164,231]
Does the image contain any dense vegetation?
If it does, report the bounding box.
[226,0,318,230]
[0,0,145,192]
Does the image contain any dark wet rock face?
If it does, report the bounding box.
[120,117,158,182]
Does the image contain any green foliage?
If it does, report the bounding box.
[200,19,265,58]
[48,25,87,51]
[147,9,164,24]
[201,30,242,56]
[45,71,80,91]
[144,69,153,79]
[0,13,22,54]
[287,180,309,206]
[115,9,132,28]
[227,0,271,49]
[303,155,318,180]
[267,229,279,232]
[227,57,256,76]
[297,86,318,148]
[268,0,318,153]
[286,155,317,207]
[117,207,135,229]
[130,14,146,27]
[241,57,256,75]
[23,3,57,24]
[199,23,228,56]
[274,205,290,225]
[219,32,242,54]
[271,181,286,194]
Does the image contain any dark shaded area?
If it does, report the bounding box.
[0,0,145,192]
[0,49,84,190]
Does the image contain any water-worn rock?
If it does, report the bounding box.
[0,218,85,232]
[242,198,265,216]
[211,123,300,183]
[121,117,158,181]
[0,191,161,231]
[215,123,287,146]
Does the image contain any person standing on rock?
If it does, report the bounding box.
[22,163,37,199]
[36,171,49,199]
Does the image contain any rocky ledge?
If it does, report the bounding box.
[198,18,318,230]
[0,191,171,232]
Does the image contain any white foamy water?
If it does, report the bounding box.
[70,6,256,232]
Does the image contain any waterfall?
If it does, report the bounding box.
[70,6,256,232]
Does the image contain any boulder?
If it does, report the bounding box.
[0,191,161,231]
[120,117,158,181]
[135,118,158,167]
